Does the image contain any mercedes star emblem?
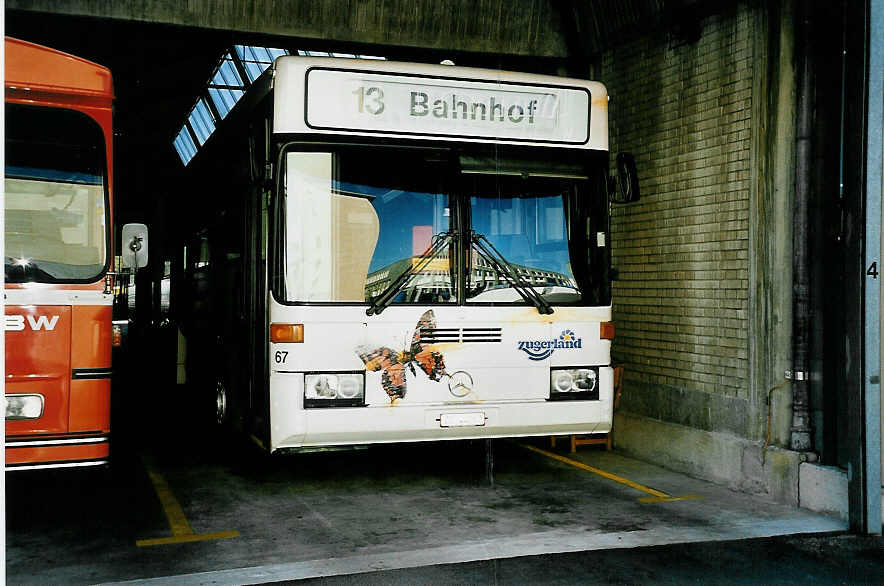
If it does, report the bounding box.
[448,370,474,397]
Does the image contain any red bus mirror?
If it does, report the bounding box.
[121,223,149,269]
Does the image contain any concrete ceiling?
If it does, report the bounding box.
[4,1,671,241]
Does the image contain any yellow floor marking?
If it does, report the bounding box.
[137,458,239,547]
[250,434,267,450]
[638,495,705,503]
[519,443,702,502]
[136,531,240,547]
[144,467,194,536]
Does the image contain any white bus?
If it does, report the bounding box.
[175,55,637,453]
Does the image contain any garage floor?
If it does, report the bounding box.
[5,436,846,585]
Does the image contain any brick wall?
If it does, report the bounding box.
[604,5,756,437]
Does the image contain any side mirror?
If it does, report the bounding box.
[121,223,149,269]
[609,152,640,204]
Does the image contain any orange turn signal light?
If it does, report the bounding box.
[600,321,615,340]
[270,323,304,343]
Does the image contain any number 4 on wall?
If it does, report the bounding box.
[867,261,879,279]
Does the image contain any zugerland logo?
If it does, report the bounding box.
[4,315,60,332]
[517,329,582,361]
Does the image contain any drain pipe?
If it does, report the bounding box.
[789,0,814,454]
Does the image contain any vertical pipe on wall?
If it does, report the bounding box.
[790,0,814,453]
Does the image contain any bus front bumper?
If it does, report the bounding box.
[5,435,110,471]
[270,398,613,451]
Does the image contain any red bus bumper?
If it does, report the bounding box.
[5,435,110,471]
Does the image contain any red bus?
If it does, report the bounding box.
[4,38,116,470]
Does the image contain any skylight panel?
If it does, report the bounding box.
[209,87,244,119]
[173,127,197,165]
[295,50,386,60]
[208,52,246,119]
[187,98,215,145]
[214,54,244,87]
[175,45,389,166]
[235,45,289,83]
[208,51,245,118]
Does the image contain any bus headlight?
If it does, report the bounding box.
[549,368,599,400]
[304,373,365,407]
[553,371,574,393]
[5,394,45,420]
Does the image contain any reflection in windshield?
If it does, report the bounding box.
[467,175,580,303]
[283,149,453,304]
[281,147,604,307]
[4,105,108,283]
[367,231,454,314]
[360,181,452,305]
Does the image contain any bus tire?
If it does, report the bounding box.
[213,371,244,437]
[214,377,230,427]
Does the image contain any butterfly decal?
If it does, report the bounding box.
[356,310,448,402]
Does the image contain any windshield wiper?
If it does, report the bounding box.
[366,231,454,316]
[469,232,554,315]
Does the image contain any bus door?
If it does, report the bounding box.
[244,175,269,440]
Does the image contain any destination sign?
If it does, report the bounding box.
[304,68,590,144]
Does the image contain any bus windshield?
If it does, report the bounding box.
[4,105,108,283]
[466,173,580,304]
[278,145,609,306]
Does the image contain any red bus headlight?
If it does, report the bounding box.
[5,394,45,420]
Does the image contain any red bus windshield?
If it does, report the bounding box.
[4,104,109,283]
